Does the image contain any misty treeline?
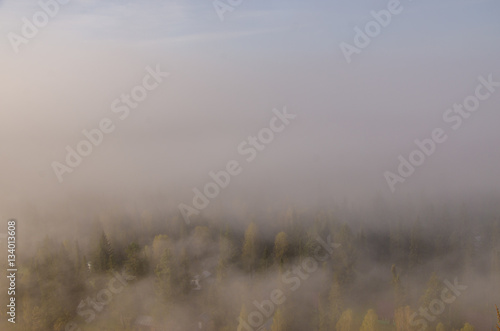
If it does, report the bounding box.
[2,201,500,331]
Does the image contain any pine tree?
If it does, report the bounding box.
[336,309,354,331]
[124,242,147,277]
[74,240,83,277]
[336,223,357,286]
[242,222,259,273]
[97,232,114,272]
[360,309,378,331]
[274,231,289,267]
[391,264,405,307]
[462,237,475,283]
[390,221,404,264]
[409,220,422,271]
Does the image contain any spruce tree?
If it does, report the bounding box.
[97,232,114,272]
[391,264,405,307]
[274,231,289,267]
[242,222,259,273]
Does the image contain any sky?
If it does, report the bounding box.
[0,0,499,217]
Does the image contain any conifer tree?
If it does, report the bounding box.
[409,220,422,271]
[124,242,147,277]
[97,232,114,272]
[274,231,289,266]
[391,264,405,307]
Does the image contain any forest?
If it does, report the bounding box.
[2,200,500,331]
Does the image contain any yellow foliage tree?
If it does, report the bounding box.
[360,309,378,331]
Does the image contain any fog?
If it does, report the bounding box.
[0,0,499,330]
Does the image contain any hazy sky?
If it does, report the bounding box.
[0,0,499,215]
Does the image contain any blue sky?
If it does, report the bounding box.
[1,0,499,55]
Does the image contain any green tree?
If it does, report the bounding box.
[96,232,114,272]
[335,223,357,286]
[360,309,378,331]
[409,220,422,271]
[124,242,148,277]
[274,231,289,266]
